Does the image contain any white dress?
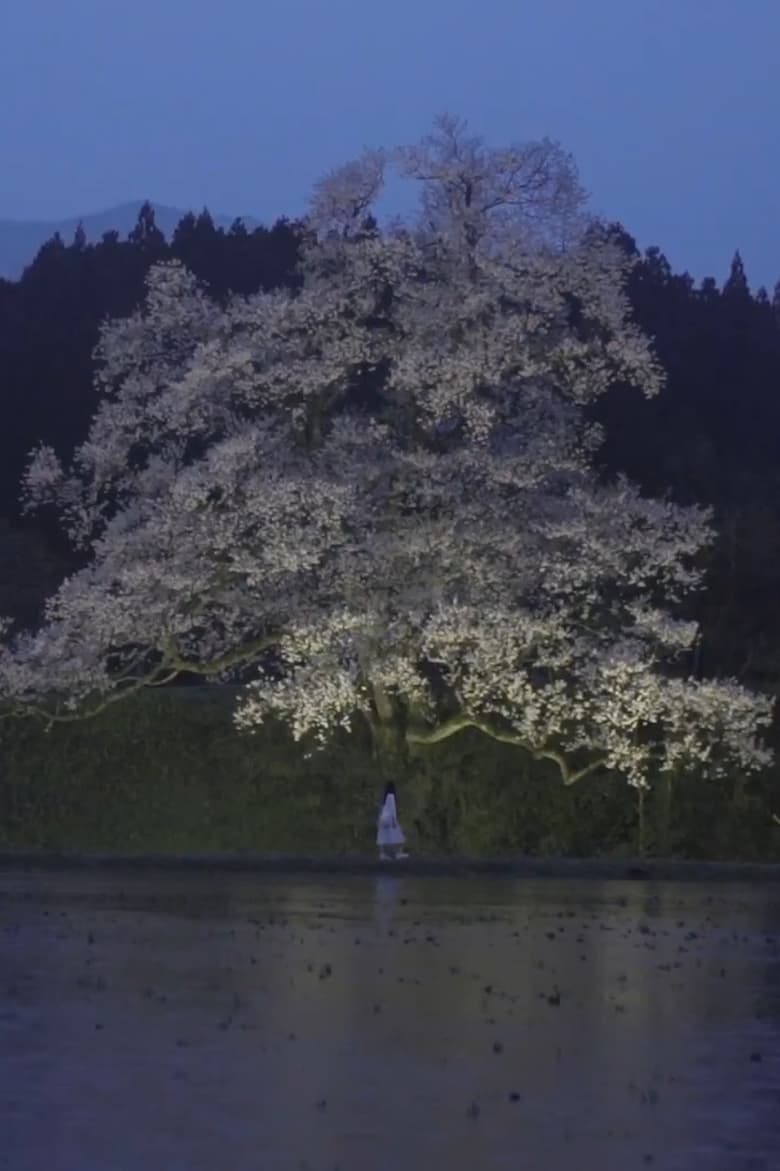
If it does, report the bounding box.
[376,793,405,847]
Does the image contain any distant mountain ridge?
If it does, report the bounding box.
[0,201,262,280]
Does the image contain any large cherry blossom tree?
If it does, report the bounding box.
[0,116,773,789]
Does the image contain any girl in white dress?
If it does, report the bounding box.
[376,782,408,860]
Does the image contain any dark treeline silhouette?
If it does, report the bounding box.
[591,226,780,696]
[1,203,780,716]
[0,203,302,624]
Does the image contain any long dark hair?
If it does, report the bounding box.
[382,781,397,808]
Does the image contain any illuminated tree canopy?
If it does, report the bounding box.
[1,116,772,789]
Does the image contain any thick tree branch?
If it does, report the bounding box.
[0,632,282,727]
[162,631,280,677]
[0,663,172,727]
[406,713,607,785]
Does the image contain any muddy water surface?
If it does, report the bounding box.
[1,869,779,1170]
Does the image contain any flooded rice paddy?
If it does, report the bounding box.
[1,867,779,1170]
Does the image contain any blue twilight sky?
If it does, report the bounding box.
[1,0,778,288]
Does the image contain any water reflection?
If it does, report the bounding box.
[0,870,778,1170]
[373,874,403,933]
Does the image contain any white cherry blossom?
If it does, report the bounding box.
[1,117,772,790]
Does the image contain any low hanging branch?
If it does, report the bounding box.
[0,631,282,729]
[405,713,608,786]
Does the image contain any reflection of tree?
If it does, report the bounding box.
[8,873,779,1164]
[564,882,776,1099]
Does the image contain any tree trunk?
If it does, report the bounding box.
[370,716,408,778]
[368,683,409,783]
[367,684,431,841]
[637,787,647,858]
[658,773,673,856]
